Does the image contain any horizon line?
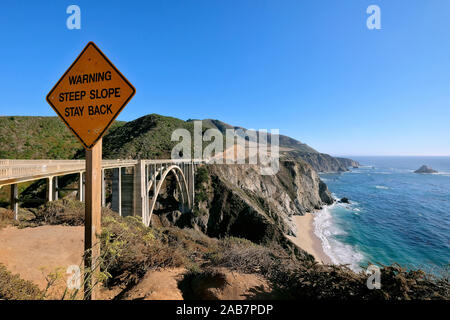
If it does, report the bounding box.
[332,154,450,158]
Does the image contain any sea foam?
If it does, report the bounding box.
[313,204,365,271]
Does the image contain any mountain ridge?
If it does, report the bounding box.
[0,114,359,172]
[189,118,359,172]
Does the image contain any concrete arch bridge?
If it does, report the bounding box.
[0,159,204,226]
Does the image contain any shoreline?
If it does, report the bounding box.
[287,213,332,264]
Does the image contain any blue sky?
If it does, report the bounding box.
[0,0,449,156]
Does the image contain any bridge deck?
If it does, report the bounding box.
[0,159,204,187]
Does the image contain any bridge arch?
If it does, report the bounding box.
[146,164,191,226]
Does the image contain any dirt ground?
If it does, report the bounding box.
[0,225,84,288]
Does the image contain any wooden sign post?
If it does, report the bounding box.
[84,139,102,299]
[46,42,135,299]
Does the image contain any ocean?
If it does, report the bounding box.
[317,156,450,274]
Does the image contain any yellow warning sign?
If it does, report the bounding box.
[46,42,135,149]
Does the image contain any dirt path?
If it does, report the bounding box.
[124,268,185,300]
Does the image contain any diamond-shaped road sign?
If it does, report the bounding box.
[46,42,135,149]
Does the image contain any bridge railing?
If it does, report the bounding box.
[0,158,205,187]
[142,158,206,165]
[0,159,138,184]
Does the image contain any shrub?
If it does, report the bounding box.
[33,199,85,225]
[100,212,209,287]
[196,166,209,185]
[0,263,42,300]
[0,208,14,229]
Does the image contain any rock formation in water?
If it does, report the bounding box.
[339,197,350,204]
[414,165,438,174]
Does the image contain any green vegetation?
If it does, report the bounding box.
[194,166,209,204]
[0,116,125,159]
[0,116,81,159]
[102,114,220,159]
[196,166,209,184]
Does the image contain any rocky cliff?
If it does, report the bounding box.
[168,160,333,248]
[283,151,360,173]
[335,157,360,169]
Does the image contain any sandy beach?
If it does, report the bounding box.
[287,213,332,264]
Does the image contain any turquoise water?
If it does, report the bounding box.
[317,157,450,273]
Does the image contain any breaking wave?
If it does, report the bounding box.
[313,204,365,271]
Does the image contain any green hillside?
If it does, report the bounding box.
[0,116,125,159]
[103,114,211,159]
[0,115,223,161]
[0,116,81,159]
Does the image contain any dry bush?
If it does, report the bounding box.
[28,199,116,227]
[100,212,214,287]
[0,263,42,300]
[32,199,85,226]
[0,208,14,229]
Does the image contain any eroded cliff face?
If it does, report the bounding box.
[283,151,360,173]
[173,160,333,248]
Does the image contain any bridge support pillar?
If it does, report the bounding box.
[46,176,54,202]
[54,176,59,201]
[133,160,146,223]
[191,162,195,209]
[112,167,122,216]
[78,172,84,202]
[153,164,157,199]
[10,184,18,220]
